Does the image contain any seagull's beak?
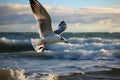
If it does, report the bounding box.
[65,41,68,43]
[60,37,68,43]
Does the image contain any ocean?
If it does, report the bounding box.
[0,32,120,80]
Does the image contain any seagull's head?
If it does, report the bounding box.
[55,34,68,43]
[60,37,68,43]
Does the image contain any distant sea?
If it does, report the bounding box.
[0,32,120,80]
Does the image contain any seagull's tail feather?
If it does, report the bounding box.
[31,39,45,53]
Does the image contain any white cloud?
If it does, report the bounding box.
[79,7,120,14]
[1,3,120,24]
[66,23,120,32]
[0,23,37,32]
[45,5,120,24]
[0,4,30,17]
[0,3,120,32]
[98,19,112,24]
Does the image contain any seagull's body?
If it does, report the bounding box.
[29,0,67,52]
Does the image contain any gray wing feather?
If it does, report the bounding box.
[54,21,67,35]
[29,0,54,38]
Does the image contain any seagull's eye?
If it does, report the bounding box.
[60,37,64,41]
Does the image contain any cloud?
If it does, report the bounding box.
[112,23,120,27]
[66,23,120,32]
[0,4,31,16]
[98,19,112,24]
[0,3,120,24]
[0,23,37,32]
[0,3,120,32]
[46,5,120,24]
[0,3,35,25]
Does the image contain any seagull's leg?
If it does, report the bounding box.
[38,43,47,52]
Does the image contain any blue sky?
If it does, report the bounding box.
[1,0,120,8]
[0,0,120,32]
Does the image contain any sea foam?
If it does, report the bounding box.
[0,37,120,52]
[0,68,58,80]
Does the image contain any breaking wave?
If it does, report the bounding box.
[0,33,120,80]
[0,37,120,51]
[0,68,58,80]
[0,68,120,80]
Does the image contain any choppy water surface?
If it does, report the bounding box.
[0,32,120,80]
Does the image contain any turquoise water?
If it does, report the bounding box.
[0,32,120,80]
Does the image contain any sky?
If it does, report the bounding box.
[0,0,120,32]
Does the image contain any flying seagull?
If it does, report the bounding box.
[29,0,68,52]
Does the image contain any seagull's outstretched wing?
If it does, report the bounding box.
[54,21,67,35]
[29,0,54,38]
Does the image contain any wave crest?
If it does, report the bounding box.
[0,37,120,52]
